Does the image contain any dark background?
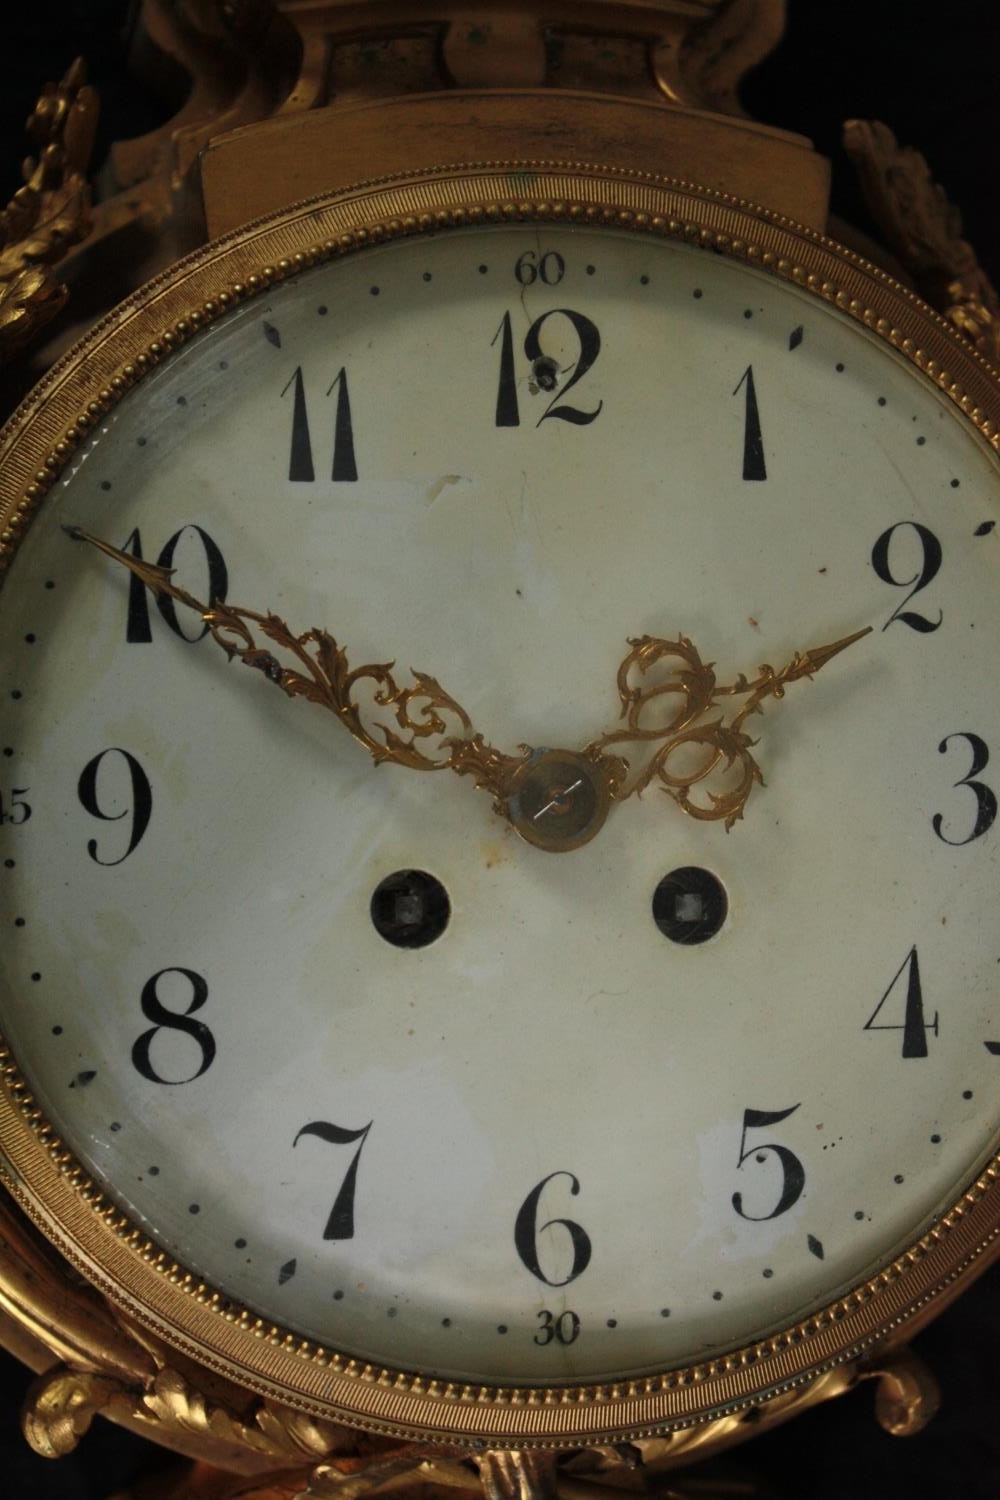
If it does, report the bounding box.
[2,3,1000,1496]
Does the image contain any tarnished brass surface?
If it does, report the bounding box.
[199,89,827,241]
[2,174,1000,1466]
[274,0,779,116]
[0,59,98,367]
[844,119,1000,368]
[0,0,827,391]
[198,1,826,236]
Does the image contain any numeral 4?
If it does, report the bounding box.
[864,947,938,1058]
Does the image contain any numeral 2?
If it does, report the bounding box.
[871,522,943,632]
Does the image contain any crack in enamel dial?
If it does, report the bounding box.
[1,174,1000,1441]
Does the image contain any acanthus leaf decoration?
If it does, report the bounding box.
[0,59,98,364]
[843,119,1000,368]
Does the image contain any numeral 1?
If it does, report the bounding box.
[733,365,766,481]
[492,311,520,427]
[283,367,315,481]
[326,368,358,481]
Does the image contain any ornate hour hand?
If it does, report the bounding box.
[63,525,628,852]
[588,627,872,830]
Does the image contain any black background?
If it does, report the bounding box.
[2,3,1000,1496]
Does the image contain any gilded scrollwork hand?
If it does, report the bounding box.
[64,524,628,852]
[589,627,872,830]
[65,525,869,850]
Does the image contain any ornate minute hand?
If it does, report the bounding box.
[64,525,628,851]
[588,627,872,831]
[64,526,868,847]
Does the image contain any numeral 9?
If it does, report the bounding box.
[78,748,152,866]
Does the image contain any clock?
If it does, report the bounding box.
[1,4,999,1498]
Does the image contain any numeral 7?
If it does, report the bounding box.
[293,1119,372,1239]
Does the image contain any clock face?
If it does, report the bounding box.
[1,205,1000,1394]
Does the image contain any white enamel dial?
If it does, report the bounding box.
[1,221,1000,1386]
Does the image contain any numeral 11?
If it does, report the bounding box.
[281,366,358,482]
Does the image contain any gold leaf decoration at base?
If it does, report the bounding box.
[305,1447,473,1500]
[478,1451,558,1500]
[0,57,98,367]
[116,1313,354,1465]
[843,119,1000,366]
[139,1364,351,1463]
[858,1344,941,1437]
[22,1365,124,1458]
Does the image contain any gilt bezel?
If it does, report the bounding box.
[1,164,999,1447]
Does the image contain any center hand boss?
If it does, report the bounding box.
[65,526,869,850]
